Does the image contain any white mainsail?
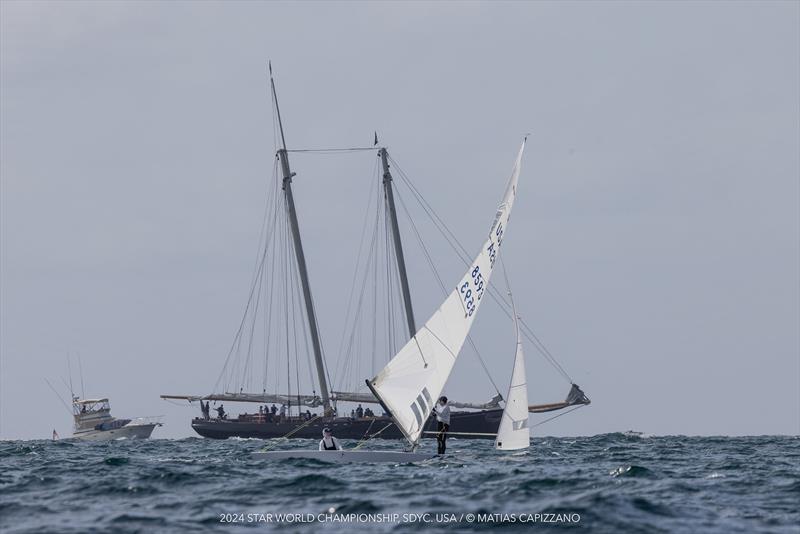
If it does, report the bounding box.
[495,307,530,450]
[366,140,527,446]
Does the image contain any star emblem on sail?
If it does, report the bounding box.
[366,139,527,447]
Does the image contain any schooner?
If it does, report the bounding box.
[161,65,589,440]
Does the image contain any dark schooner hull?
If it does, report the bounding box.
[191,408,502,440]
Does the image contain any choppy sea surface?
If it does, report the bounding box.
[1,434,797,533]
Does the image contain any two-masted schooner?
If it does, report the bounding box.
[162,65,589,441]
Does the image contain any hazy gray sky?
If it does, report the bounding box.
[1,1,798,440]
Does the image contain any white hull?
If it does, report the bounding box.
[251,450,436,463]
[73,423,158,441]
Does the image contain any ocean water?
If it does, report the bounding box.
[0,434,797,533]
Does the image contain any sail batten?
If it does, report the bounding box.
[367,140,527,447]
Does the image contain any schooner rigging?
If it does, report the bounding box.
[161,65,589,440]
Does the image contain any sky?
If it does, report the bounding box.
[1,0,798,440]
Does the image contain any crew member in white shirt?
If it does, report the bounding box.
[433,396,450,455]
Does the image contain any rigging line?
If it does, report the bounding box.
[388,154,472,260]
[291,254,303,416]
[387,203,401,357]
[333,175,376,390]
[44,378,72,415]
[241,262,266,390]
[286,147,375,153]
[393,185,502,396]
[67,355,74,399]
[393,186,447,293]
[288,229,316,397]
[259,414,324,451]
[268,66,278,154]
[531,404,586,428]
[232,171,275,391]
[397,165,572,382]
[307,288,335,394]
[284,199,292,405]
[337,211,380,390]
[353,421,396,450]
[389,156,573,383]
[243,180,279,392]
[270,198,288,395]
[259,169,275,391]
[370,179,381,377]
[395,185,500,392]
[263,176,281,392]
[334,157,380,368]
[386,208,405,356]
[287,235,298,401]
[214,161,283,394]
[78,354,85,399]
[381,195,392,364]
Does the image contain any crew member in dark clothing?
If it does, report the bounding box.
[216,404,226,420]
[433,396,450,455]
[318,428,342,451]
[356,404,364,419]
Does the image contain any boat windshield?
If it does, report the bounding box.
[73,398,110,415]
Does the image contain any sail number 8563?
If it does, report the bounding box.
[460,266,485,317]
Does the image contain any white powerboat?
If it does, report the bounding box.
[71,397,162,441]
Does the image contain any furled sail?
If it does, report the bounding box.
[366,140,527,446]
[495,310,530,450]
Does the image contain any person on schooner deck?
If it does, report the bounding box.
[433,396,451,455]
[356,404,364,419]
[318,428,342,451]
[216,404,226,420]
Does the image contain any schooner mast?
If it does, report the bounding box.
[380,147,416,339]
[270,64,332,415]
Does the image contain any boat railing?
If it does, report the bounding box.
[126,416,164,427]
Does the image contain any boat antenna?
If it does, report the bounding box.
[45,378,72,415]
[66,354,75,400]
[78,354,86,399]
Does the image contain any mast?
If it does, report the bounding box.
[270,64,332,415]
[380,147,417,339]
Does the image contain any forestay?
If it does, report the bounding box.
[495,310,530,450]
[367,140,527,446]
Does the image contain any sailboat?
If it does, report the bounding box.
[494,292,530,451]
[162,66,589,442]
[254,133,526,462]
